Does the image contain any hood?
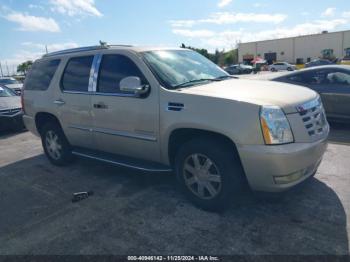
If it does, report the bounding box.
[0,96,21,110]
[5,83,23,90]
[179,79,317,114]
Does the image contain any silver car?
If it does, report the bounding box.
[0,84,24,131]
[0,77,23,95]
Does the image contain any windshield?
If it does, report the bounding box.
[143,50,229,89]
[0,78,20,85]
[0,85,16,97]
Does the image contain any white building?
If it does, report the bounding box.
[238,30,350,64]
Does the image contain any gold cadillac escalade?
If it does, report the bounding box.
[22,45,329,211]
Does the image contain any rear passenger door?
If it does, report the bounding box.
[54,55,95,149]
[91,52,160,162]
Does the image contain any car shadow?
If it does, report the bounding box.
[328,122,350,145]
[0,154,348,255]
[0,129,28,140]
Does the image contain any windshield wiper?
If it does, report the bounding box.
[173,78,222,88]
[214,75,235,80]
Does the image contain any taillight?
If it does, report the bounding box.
[21,89,25,114]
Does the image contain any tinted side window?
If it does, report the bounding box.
[25,59,60,90]
[288,70,327,85]
[62,56,94,92]
[98,55,147,94]
[326,71,350,86]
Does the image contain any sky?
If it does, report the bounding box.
[0,0,349,74]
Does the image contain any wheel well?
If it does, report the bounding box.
[35,112,61,135]
[168,128,239,167]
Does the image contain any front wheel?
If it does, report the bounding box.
[175,138,246,211]
[41,122,74,166]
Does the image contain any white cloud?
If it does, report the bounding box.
[322,7,336,17]
[4,12,60,32]
[169,20,197,28]
[253,3,266,8]
[218,0,232,8]
[342,11,350,18]
[50,0,102,17]
[170,12,287,28]
[2,50,44,75]
[2,42,79,73]
[28,4,44,10]
[21,42,79,53]
[171,19,348,51]
[172,29,215,38]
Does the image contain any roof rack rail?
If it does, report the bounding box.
[42,44,134,58]
[43,45,108,58]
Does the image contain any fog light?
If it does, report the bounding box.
[274,171,304,185]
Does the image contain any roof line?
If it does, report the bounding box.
[43,44,134,58]
[239,29,350,45]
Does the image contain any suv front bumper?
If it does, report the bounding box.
[238,137,328,192]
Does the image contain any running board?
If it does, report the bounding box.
[71,148,172,172]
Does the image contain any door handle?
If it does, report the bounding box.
[93,103,108,109]
[54,99,65,106]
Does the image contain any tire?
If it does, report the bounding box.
[287,67,293,71]
[174,138,246,212]
[40,122,74,166]
[271,68,277,72]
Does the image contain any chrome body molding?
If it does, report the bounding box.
[93,127,157,141]
[91,54,103,92]
[69,125,157,141]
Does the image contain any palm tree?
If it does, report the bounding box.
[17,61,33,76]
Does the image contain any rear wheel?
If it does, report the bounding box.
[271,68,277,72]
[175,138,246,211]
[40,122,74,166]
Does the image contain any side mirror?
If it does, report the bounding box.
[120,76,149,96]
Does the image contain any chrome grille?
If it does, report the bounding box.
[297,98,327,137]
[0,108,22,116]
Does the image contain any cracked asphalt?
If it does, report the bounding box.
[0,124,349,255]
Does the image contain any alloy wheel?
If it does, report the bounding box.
[183,153,222,200]
[45,130,62,160]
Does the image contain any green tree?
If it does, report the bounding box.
[180,43,238,67]
[17,60,33,75]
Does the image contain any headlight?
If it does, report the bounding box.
[260,106,294,145]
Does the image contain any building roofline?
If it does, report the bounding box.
[238,29,350,46]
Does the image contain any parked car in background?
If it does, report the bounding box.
[0,77,23,95]
[269,62,296,72]
[23,45,328,211]
[341,58,350,66]
[224,64,253,75]
[305,59,333,68]
[242,65,350,123]
[0,84,24,131]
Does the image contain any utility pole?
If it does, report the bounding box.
[0,61,3,77]
[45,45,48,54]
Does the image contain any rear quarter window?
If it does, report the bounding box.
[24,59,61,91]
